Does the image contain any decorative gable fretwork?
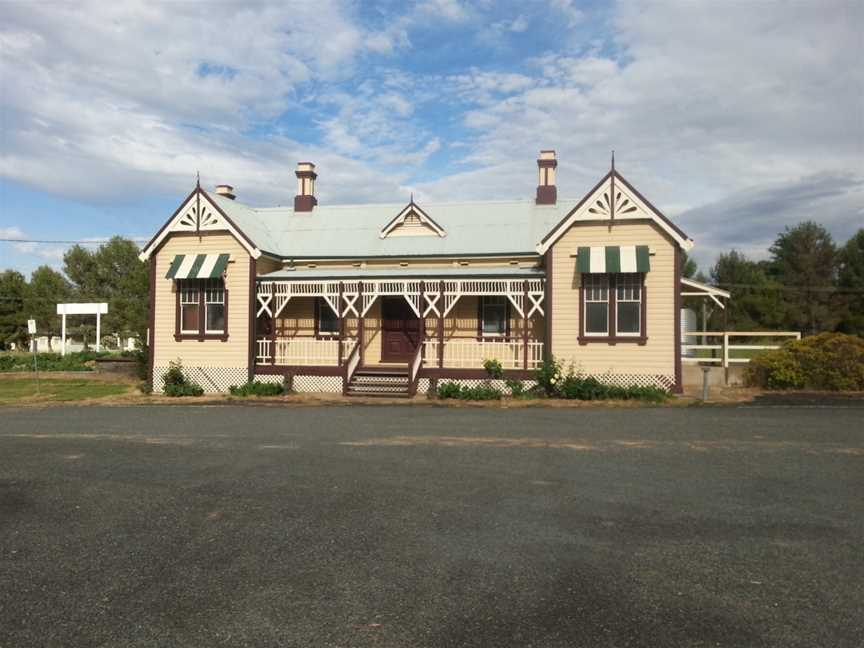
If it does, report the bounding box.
[256,278,545,320]
[175,199,223,232]
[586,188,640,219]
[380,202,446,239]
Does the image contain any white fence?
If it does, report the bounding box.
[682,331,801,368]
[256,337,356,366]
[423,338,544,369]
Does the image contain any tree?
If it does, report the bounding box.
[63,237,150,342]
[837,229,864,336]
[0,270,29,350]
[710,250,784,331]
[26,266,72,351]
[680,249,699,279]
[768,221,838,335]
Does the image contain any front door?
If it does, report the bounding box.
[381,297,421,363]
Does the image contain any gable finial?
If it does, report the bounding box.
[196,170,200,189]
[410,191,414,204]
[611,150,615,172]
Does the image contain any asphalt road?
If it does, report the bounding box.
[1,404,862,647]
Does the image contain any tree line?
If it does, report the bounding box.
[0,237,149,350]
[684,222,864,336]
[1,222,862,351]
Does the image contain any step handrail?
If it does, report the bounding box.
[342,341,361,395]
[407,342,424,397]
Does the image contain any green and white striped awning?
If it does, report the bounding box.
[576,245,650,273]
[165,254,230,279]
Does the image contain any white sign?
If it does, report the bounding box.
[27,319,37,335]
[56,303,108,315]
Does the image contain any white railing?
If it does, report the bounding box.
[423,338,544,370]
[256,336,356,366]
[682,331,801,367]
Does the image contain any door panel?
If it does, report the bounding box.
[381,297,420,363]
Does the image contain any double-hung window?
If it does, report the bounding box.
[615,273,642,336]
[583,274,610,335]
[581,273,645,341]
[479,296,508,337]
[176,278,227,338]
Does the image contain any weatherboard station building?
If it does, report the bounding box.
[140,151,716,395]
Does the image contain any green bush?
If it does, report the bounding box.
[0,350,116,373]
[161,360,203,397]
[747,332,864,391]
[482,358,504,379]
[437,381,502,400]
[535,356,563,396]
[229,381,285,397]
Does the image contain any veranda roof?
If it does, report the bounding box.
[165,254,230,279]
[576,246,650,273]
[257,266,545,281]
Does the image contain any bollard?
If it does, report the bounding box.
[701,366,711,401]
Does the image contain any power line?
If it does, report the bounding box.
[0,238,148,244]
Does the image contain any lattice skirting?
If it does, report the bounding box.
[153,365,249,394]
[254,373,343,394]
[584,374,676,390]
[417,378,431,395]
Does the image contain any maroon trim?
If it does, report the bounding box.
[247,257,256,383]
[544,248,552,360]
[270,282,277,366]
[539,170,692,246]
[148,255,156,384]
[437,281,444,369]
[578,273,647,346]
[358,282,365,365]
[522,280,529,370]
[173,279,229,342]
[674,246,683,393]
[337,283,344,365]
[537,159,558,169]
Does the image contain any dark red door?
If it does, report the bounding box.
[381,297,421,363]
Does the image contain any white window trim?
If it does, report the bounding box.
[179,281,200,335]
[204,279,226,335]
[614,273,642,337]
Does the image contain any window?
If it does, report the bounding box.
[615,273,641,335]
[204,279,225,333]
[175,278,228,340]
[179,281,200,333]
[480,296,508,336]
[316,298,339,337]
[580,273,646,343]
[583,274,609,335]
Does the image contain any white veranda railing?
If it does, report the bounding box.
[423,338,544,369]
[256,337,356,366]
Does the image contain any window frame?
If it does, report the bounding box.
[314,298,341,339]
[477,295,511,339]
[578,273,647,345]
[174,277,229,342]
[582,274,610,337]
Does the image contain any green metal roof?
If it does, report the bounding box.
[210,194,581,259]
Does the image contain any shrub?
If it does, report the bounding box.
[535,356,563,396]
[505,378,526,397]
[437,381,502,400]
[162,360,203,397]
[229,381,285,397]
[482,358,504,379]
[0,350,116,373]
[746,332,864,391]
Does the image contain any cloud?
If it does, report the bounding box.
[417,0,469,23]
[0,227,26,240]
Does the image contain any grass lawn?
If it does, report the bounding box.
[0,378,133,404]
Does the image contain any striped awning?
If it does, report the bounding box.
[576,245,650,273]
[165,254,230,279]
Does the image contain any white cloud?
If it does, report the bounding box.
[417,0,469,23]
[0,227,26,240]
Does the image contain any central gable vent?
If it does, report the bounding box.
[380,200,446,239]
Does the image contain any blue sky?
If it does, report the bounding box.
[1,0,862,277]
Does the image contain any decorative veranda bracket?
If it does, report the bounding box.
[256,278,545,320]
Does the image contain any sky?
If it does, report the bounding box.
[1,0,862,277]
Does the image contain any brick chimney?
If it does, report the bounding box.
[294,162,317,212]
[535,150,557,205]
[215,184,235,200]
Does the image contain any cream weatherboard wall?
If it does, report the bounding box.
[152,233,252,392]
[549,220,677,388]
